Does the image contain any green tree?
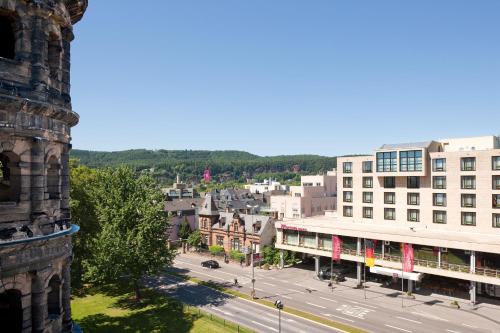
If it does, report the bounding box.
[186,229,202,250]
[83,167,174,300]
[178,216,192,240]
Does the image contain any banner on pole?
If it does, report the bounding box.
[365,239,376,267]
[403,243,414,272]
[332,235,342,262]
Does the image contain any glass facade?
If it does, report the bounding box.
[363,192,373,203]
[461,194,476,208]
[400,150,423,172]
[493,176,500,190]
[493,156,500,170]
[377,151,397,172]
[343,206,353,217]
[407,192,419,205]
[433,193,446,206]
[407,209,420,222]
[494,194,500,209]
[343,177,353,188]
[384,192,396,204]
[283,230,298,245]
[299,232,316,248]
[432,158,446,172]
[343,191,353,202]
[318,234,332,250]
[363,177,373,188]
[493,214,500,228]
[461,176,476,189]
[363,207,373,219]
[384,208,396,220]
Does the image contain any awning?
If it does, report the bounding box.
[369,266,423,281]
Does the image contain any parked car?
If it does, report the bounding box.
[319,264,349,281]
[201,260,220,269]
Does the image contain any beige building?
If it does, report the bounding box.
[275,136,500,303]
[270,171,337,219]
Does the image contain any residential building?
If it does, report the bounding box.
[270,171,337,219]
[164,198,204,241]
[245,179,289,194]
[275,136,500,303]
[199,194,275,257]
[207,188,265,213]
[164,174,198,200]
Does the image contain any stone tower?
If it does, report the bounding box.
[0,1,87,332]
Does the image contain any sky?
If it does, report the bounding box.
[70,0,500,156]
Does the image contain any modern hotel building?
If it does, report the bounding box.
[275,135,500,303]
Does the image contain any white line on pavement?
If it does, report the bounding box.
[211,307,234,317]
[395,316,421,324]
[411,311,449,322]
[346,300,378,309]
[446,330,461,333]
[461,323,477,329]
[251,320,279,332]
[384,324,412,332]
[321,313,355,323]
[281,295,292,300]
[287,288,304,294]
[263,282,276,287]
[254,287,264,292]
[189,269,232,283]
[306,302,326,309]
[319,296,338,303]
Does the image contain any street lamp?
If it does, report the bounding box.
[274,299,284,333]
[247,204,259,299]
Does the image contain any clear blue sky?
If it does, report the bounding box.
[71,0,500,156]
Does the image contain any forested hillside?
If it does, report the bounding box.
[71,149,337,184]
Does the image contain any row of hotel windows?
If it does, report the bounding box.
[343,175,500,190]
[342,206,500,227]
[342,156,500,173]
[343,191,500,209]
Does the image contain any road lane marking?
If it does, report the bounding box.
[321,313,355,323]
[396,316,421,324]
[336,304,373,319]
[446,330,461,333]
[384,324,412,332]
[346,300,378,309]
[254,287,265,292]
[461,323,476,329]
[287,288,304,294]
[319,296,338,303]
[263,282,276,287]
[251,320,278,332]
[281,295,292,300]
[411,311,449,322]
[306,302,326,309]
[211,307,234,317]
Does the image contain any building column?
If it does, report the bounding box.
[408,280,413,294]
[62,262,72,331]
[30,275,46,333]
[438,248,441,268]
[356,238,361,256]
[357,262,362,286]
[279,250,284,269]
[470,251,476,305]
[314,256,320,277]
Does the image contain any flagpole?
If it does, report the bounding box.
[363,238,366,300]
[401,243,404,308]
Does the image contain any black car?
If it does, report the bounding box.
[319,265,349,281]
[201,260,220,269]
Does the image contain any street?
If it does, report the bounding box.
[164,253,500,333]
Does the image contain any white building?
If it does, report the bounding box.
[245,179,289,194]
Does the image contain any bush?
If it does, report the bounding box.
[230,250,245,261]
[209,245,224,256]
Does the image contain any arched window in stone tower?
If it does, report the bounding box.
[0,152,21,202]
[48,33,61,84]
[0,289,23,333]
[47,156,60,199]
[47,275,61,317]
[0,13,15,59]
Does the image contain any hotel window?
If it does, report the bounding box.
[493,176,500,190]
[433,210,447,224]
[343,206,353,217]
[299,232,316,248]
[461,157,476,171]
[493,214,500,228]
[461,194,476,208]
[493,194,500,209]
[461,212,476,226]
[493,156,500,170]
[377,151,397,172]
[407,176,420,189]
[407,209,420,222]
[362,192,373,203]
[384,192,396,204]
[343,162,352,173]
[384,176,396,188]
[363,207,373,219]
[432,158,446,172]
[363,177,373,188]
[216,236,224,246]
[318,234,332,250]
[461,176,476,189]
[343,177,353,188]
[362,161,373,173]
[433,176,446,189]
[407,193,419,205]
[399,150,423,172]
[433,193,446,207]
[343,191,353,203]
[283,230,298,245]
[384,208,396,220]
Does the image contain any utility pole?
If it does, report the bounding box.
[251,242,255,298]
[401,244,405,308]
[274,300,283,333]
[363,238,366,300]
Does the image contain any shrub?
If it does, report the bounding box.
[230,250,245,261]
[209,245,224,256]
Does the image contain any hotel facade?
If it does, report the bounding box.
[275,135,500,303]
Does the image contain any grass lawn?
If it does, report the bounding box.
[72,285,253,333]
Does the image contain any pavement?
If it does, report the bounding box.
[162,252,500,333]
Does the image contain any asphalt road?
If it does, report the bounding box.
[146,273,342,333]
[168,254,499,333]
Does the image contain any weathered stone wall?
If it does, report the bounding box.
[0,1,87,332]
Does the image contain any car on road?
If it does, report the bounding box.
[319,264,349,281]
[201,260,220,269]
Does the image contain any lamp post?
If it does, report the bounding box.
[247,204,259,299]
[274,299,284,333]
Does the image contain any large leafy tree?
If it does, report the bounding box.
[84,167,174,299]
[177,216,192,240]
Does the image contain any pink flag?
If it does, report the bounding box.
[203,168,211,182]
[332,235,342,262]
[403,243,414,272]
